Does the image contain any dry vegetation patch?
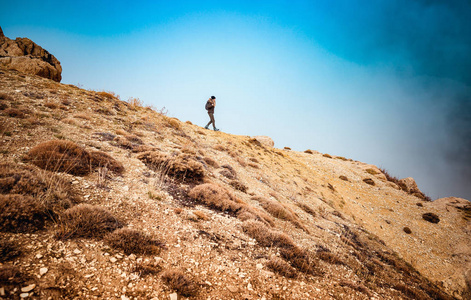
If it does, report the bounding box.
[266,256,297,278]
[161,269,198,297]
[55,204,123,239]
[0,194,47,232]
[0,237,23,262]
[253,196,307,231]
[26,140,92,175]
[90,151,124,174]
[104,228,164,255]
[138,151,205,182]
[242,220,296,249]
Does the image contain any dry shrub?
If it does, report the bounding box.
[220,164,237,179]
[339,281,372,298]
[323,153,332,158]
[61,117,78,126]
[138,151,205,182]
[132,262,162,276]
[242,220,296,249]
[4,108,25,118]
[363,178,375,186]
[189,184,273,225]
[44,101,58,109]
[115,129,128,135]
[280,247,321,275]
[0,237,22,261]
[55,204,123,239]
[254,196,306,231]
[317,250,346,265]
[132,145,157,153]
[213,144,226,151]
[0,163,80,215]
[248,162,259,169]
[104,228,164,255]
[403,227,412,234]
[127,97,143,108]
[96,91,117,100]
[26,140,91,175]
[73,113,91,120]
[0,92,13,101]
[165,117,181,130]
[192,210,210,221]
[229,180,248,193]
[267,256,297,278]
[284,147,291,150]
[0,102,9,110]
[203,157,219,168]
[113,136,134,150]
[0,194,47,233]
[422,212,440,223]
[125,134,143,144]
[0,265,27,284]
[161,269,198,297]
[236,157,247,167]
[339,175,349,181]
[89,151,124,174]
[304,149,314,154]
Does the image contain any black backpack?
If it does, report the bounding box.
[205,100,213,110]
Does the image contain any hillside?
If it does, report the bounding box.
[1,67,470,299]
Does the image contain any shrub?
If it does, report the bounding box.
[0,265,26,284]
[339,175,349,181]
[104,228,164,255]
[403,227,412,234]
[127,97,143,108]
[304,149,314,154]
[317,250,345,265]
[138,151,205,182]
[220,164,237,179]
[161,269,198,297]
[365,168,379,175]
[363,178,375,186]
[89,151,124,174]
[203,157,219,168]
[165,117,181,130]
[0,237,22,261]
[242,220,296,249]
[113,136,134,150]
[422,212,440,224]
[73,113,91,120]
[266,256,297,278]
[280,247,321,275]
[323,154,332,158]
[296,202,316,217]
[0,163,80,215]
[132,262,162,276]
[55,204,123,239]
[4,108,24,118]
[0,102,8,110]
[0,92,13,101]
[229,180,248,193]
[44,101,58,109]
[0,194,47,232]
[26,140,92,175]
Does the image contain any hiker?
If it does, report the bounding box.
[204,96,219,131]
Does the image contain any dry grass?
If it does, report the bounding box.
[323,153,332,158]
[0,194,47,232]
[138,151,205,183]
[339,175,349,181]
[267,256,297,278]
[44,101,59,109]
[132,262,162,276]
[96,91,118,100]
[279,247,321,275]
[73,113,91,120]
[403,227,412,234]
[161,269,198,297]
[253,196,307,231]
[304,149,314,154]
[363,178,375,186]
[192,210,210,221]
[229,180,248,193]
[26,140,92,175]
[89,151,124,174]
[241,220,296,249]
[127,97,143,108]
[104,228,164,255]
[203,156,219,168]
[55,204,123,239]
[0,92,14,101]
[165,117,181,130]
[113,135,134,149]
[365,168,379,175]
[317,249,346,265]
[4,108,25,118]
[0,265,27,285]
[0,237,22,262]
[295,202,316,217]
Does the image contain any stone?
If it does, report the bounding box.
[251,136,274,148]
[110,257,118,263]
[0,26,62,82]
[398,177,421,194]
[227,285,239,293]
[256,263,263,270]
[21,284,36,292]
[0,287,5,296]
[40,267,48,276]
[169,292,178,300]
[20,293,29,298]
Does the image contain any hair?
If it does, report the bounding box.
[211,96,216,99]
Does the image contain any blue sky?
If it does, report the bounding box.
[2,0,470,200]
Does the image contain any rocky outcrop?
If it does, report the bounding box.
[251,136,274,148]
[0,26,62,82]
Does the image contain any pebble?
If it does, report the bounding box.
[227,285,239,293]
[0,287,4,296]
[20,293,29,298]
[121,296,130,300]
[247,283,253,291]
[21,284,36,292]
[40,267,48,276]
[110,257,118,263]
[73,249,81,254]
[170,292,178,300]
[36,254,43,259]
[256,263,263,270]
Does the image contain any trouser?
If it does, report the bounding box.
[206,112,216,129]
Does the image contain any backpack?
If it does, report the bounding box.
[205,99,213,110]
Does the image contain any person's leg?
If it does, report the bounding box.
[210,113,216,130]
[205,112,214,128]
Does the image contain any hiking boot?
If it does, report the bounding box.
[204,125,209,129]
[214,128,220,131]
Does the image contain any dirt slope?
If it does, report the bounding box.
[1,68,470,299]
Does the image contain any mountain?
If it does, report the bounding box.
[1,40,470,299]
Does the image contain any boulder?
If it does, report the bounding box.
[398,177,421,194]
[0,26,62,82]
[251,136,274,148]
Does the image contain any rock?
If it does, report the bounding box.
[40,267,48,276]
[422,212,440,224]
[21,284,36,292]
[251,136,274,148]
[398,177,421,194]
[256,263,263,270]
[0,26,62,82]
[227,285,239,293]
[110,257,118,263]
[169,292,178,300]
[363,178,375,186]
[20,293,29,298]
[0,287,5,296]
